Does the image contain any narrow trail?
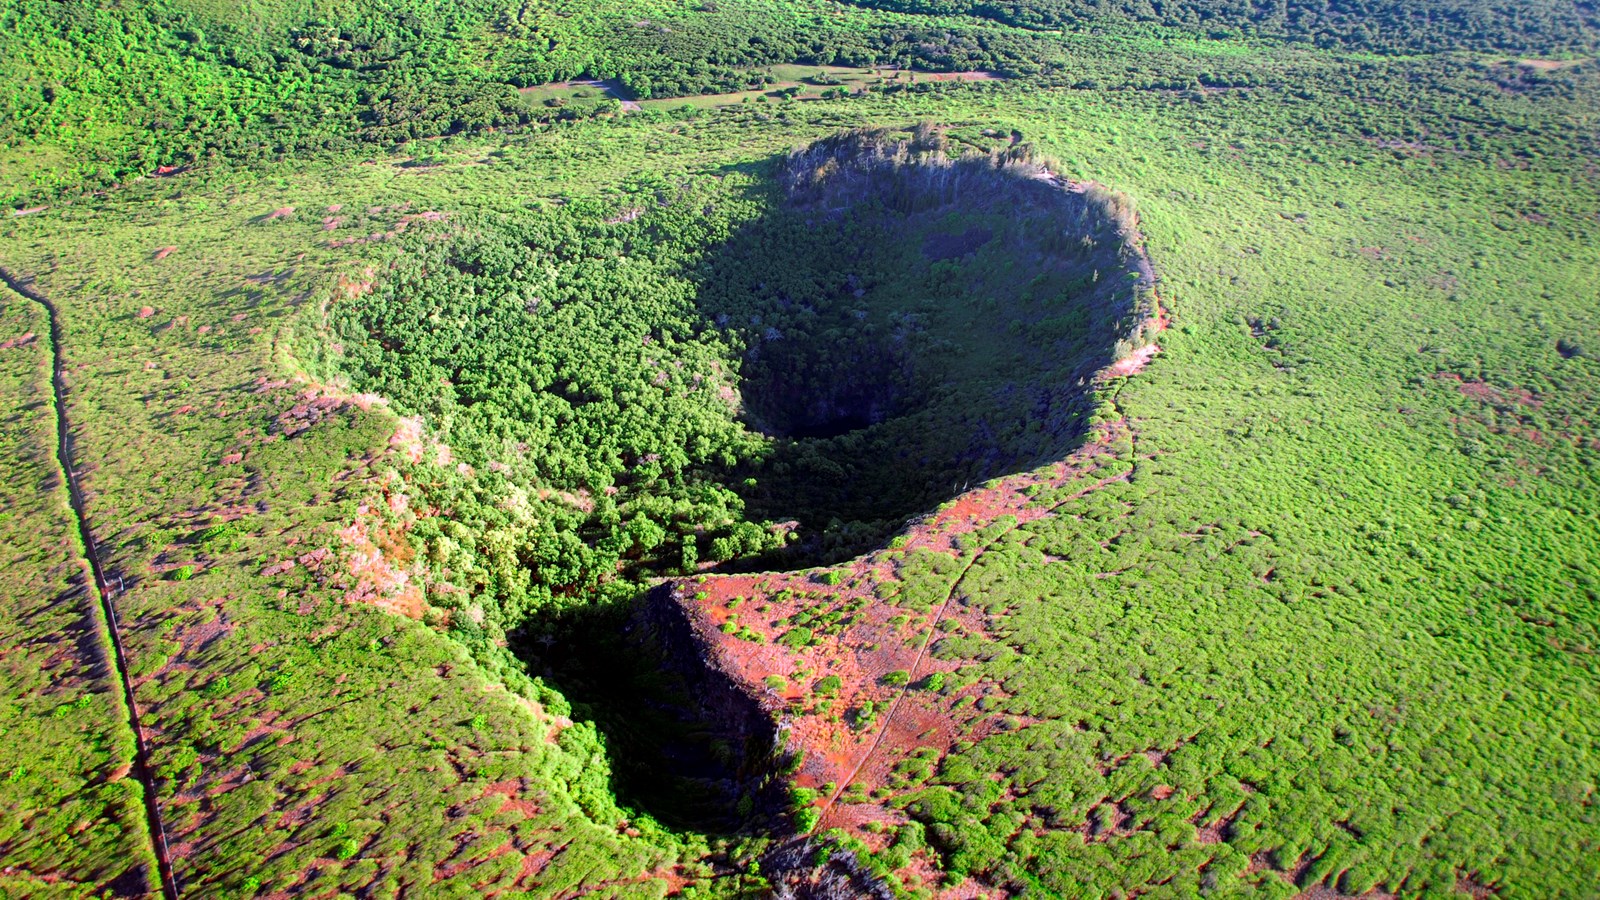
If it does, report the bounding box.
[814,360,1151,829]
[0,266,181,900]
[816,459,1136,826]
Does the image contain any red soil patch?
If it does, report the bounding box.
[266,206,295,220]
[1101,343,1160,380]
[137,306,155,318]
[1295,887,1396,900]
[12,205,47,216]
[153,245,177,260]
[327,211,448,249]
[273,392,350,437]
[1434,372,1541,407]
[658,281,1164,892]
[340,497,425,619]
[669,419,1133,856]
[0,331,36,349]
[483,779,543,818]
[334,267,375,300]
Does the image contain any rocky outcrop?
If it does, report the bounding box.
[632,582,790,826]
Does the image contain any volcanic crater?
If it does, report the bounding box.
[536,130,1162,849]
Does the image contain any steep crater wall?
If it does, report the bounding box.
[700,127,1158,563]
[514,587,790,833]
[318,126,1160,842]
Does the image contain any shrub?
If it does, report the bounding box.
[795,807,820,832]
[778,627,815,649]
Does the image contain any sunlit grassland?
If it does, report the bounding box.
[0,288,158,895]
[1,55,1596,896]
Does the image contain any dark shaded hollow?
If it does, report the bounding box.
[511,586,787,834]
[696,127,1156,565]
[741,338,913,440]
[509,128,1159,839]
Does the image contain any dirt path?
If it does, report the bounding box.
[0,266,181,900]
[598,80,643,112]
[525,78,641,110]
[813,464,1134,827]
[572,78,641,111]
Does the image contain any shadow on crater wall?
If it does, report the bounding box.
[506,127,1160,835]
[512,586,788,835]
[693,127,1157,565]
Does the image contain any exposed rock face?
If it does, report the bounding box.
[647,579,901,897]
[698,129,1161,564]
[633,582,789,826]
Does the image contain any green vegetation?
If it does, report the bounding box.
[1,0,1597,897]
[835,0,1599,53]
[0,282,158,896]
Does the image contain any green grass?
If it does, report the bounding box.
[0,3,1597,897]
[0,288,158,896]
[516,79,629,114]
[0,175,727,895]
[637,65,1000,110]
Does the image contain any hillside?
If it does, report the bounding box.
[1,1,1598,898]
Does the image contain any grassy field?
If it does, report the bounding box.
[2,0,1598,896]
[518,79,634,113]
[0,281,159,897]
[512,66,1003,115]
[0,176,732,896]
[636,66,1002,110]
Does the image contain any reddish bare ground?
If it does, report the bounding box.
[1102,342,1161,380]
[670,418,1133,876]
[340,494,425,619]
[326,211,448,249]
[1294,888,1396,900]
[649,250,1166,894]
[1435,371,1543,411]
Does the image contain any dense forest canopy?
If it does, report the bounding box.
[1,0,1597,896]
[835,0,1600,52]
[2,0,1595,202]
[314,132,1152,649]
